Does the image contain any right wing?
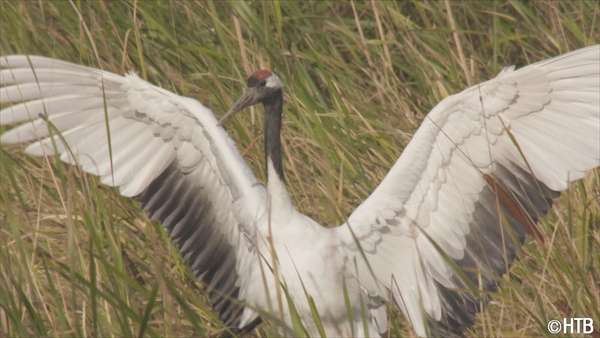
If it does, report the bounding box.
[0,55,267,330]
[333,45,599,336]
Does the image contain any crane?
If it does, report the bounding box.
[1,45,599,337]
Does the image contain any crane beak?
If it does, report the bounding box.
[217,88,259,126]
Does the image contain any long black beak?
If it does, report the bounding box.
[217,88,259,126]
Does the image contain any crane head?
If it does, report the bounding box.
[218,70,283,126]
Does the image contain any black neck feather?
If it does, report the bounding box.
[263,89,285,183]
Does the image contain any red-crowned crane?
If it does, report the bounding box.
[1,45,599,337]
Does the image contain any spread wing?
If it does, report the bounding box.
[333,45,600,336]
[0,55,267,330]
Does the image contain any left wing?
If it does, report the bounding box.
[333,45,600,337]
[0,55,267,331]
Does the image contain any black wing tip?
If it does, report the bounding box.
[219,317,262,338]
[426,320,467,338]
[426,280,479,338]
[424,160,561,337]
[134,160,253,334]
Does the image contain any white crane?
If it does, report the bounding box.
[1,45,598,337]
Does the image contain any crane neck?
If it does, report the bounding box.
[263,89,285,184]
[262,89,294,219]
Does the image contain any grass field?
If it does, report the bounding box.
[1,1,599,337]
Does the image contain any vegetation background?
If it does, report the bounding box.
[1,0,599,337]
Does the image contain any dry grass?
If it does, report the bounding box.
[1,1,599,337]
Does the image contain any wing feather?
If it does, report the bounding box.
[0,55,266,330]
[334,45,600,337]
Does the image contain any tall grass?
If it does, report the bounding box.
[1,1,598,337]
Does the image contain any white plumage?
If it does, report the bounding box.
[1,45,598,337]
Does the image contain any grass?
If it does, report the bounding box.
[1,0,599,337]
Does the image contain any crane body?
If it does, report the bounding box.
[249,208,371,337]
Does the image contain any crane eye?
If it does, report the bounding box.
[259,80,267,86]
